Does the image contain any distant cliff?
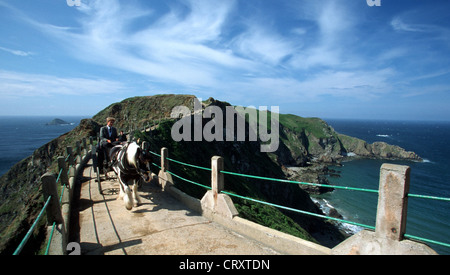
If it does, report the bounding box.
[0,94,422,254]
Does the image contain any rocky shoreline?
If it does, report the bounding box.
[283,164,367,237]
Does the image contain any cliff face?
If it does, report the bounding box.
[337,133,422,160]
[274,113,422,165]
[259,112,422,194]
[0,94,422,253]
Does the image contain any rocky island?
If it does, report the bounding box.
[0,94,422,254]
[45,118,70,126]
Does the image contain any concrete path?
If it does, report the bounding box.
[71,163,280,255]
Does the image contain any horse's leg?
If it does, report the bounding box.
[131,180,141,207]
[123,180,133,210]
[117,172,133,210]
[117,170,125,200]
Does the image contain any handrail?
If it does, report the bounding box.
[13,138,88,255]
[220,170,379,193]
[167,170,211,190]
[407,193,450,202]
[167,157,212,172]
[13,196,52,255]
[221,190,376,230]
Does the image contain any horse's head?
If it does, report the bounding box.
[137,148,153,183]
[125,142,153,183]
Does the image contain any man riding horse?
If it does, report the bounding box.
[98,117,119,174]
[97,117,153,210]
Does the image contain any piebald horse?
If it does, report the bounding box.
[109,142,152,210]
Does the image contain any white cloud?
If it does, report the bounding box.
[237,67,396,105]
[391,17,426,33]
[232,26,295,65]
[31,0,257,89]
[0,46,33,57]
[287,0,358,70]
[0,70,126,98]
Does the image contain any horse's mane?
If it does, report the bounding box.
[126,142,141,168]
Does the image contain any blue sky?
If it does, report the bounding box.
[1,0,449,121]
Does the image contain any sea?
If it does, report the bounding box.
[0,116,449,254]
[0,116,85,177]
[318,119,450,255]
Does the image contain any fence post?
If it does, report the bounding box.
[57,157,69,187]
[158,147,173,191]
[332,164,437,254]
[42,173,67,255]
[82,138,87,155]
[76,141,81,164]
[66,147,75,178]
[42,173,64,225]
[200,156,238,219]
[89,136,94,151]
[211,156,224,197]
[66,146,74,166]
[161,147,169,172]
[141,141,149,150]
[376,164,410,241]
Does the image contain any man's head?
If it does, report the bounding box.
[106,117,116,126]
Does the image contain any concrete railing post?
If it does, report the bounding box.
[332,163,437,254]
[161,147,169,172]
[89,136,94,150]
[211,156,224,198]
[66,146,74,167]
[57,157,69,187]
[42,173,64,225]
[82,138,87,155]
[66,147,75,178]
[42,172,68,255]
[76,141,82,164]
[376,163,410,241]
[158,147,173,191]
[141,141,149,150]
[200,156,238,219]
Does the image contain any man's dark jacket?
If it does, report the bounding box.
[99,126,118,147]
